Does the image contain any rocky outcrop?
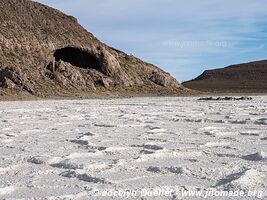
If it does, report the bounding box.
[0,65,34,94]
[183,60,267,93]
[0,0,185,99]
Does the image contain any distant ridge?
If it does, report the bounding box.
[183,60,267,93]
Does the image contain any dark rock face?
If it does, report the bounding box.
[0,0,184,98]
[183,60,267,93]
[53,47,103,73]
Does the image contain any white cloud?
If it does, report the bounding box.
[36,0,267,80]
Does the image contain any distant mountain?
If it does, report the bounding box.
[0,0,187,99]
[183,60,267,93]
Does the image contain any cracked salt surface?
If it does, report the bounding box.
[0,96,266,199]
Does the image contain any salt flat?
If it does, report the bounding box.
[0,97,266,200]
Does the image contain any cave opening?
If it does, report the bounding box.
[53,47,102,72]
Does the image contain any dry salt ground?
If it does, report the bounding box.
[0,96,266,200]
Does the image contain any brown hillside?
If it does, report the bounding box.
[0,0,186,99]
[183,60,267,93]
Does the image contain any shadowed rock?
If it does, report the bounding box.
[242,152,267,161]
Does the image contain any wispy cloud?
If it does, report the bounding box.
[36,0,267,81]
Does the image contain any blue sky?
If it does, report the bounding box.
[36,0,267,81]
